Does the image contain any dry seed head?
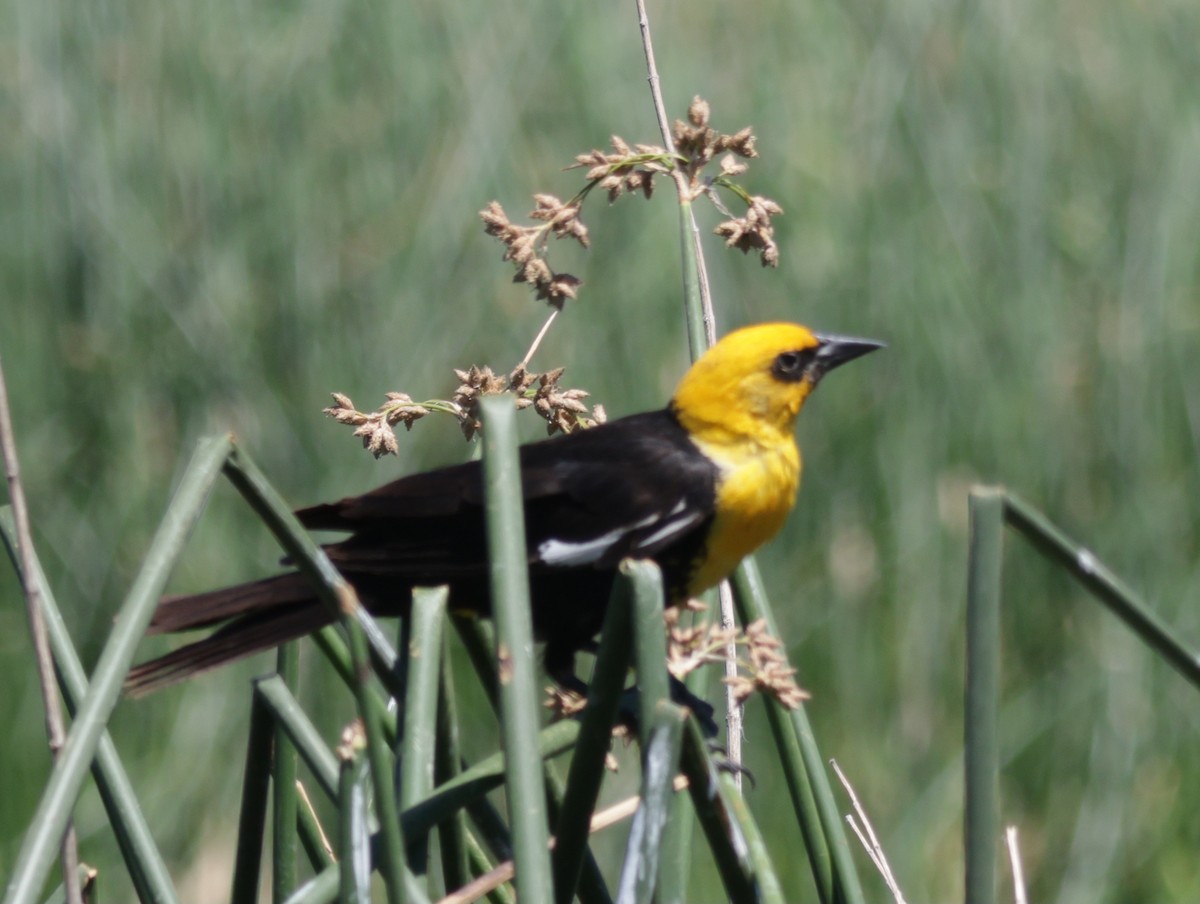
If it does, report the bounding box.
[508,363,536,395]
[714,194,783,268]
[353,419,399,458]
[719,154,748,177]
[719,127,758,158]
[517,257,553,286]
[545,685,588,718]
[336,719,367,760]
[479,201,511,234]
[504,233,538,266]
[540,273,582,308]
[531,193,566,215]
[599,173,624,202]
[688,95,711,127]
[324,393,369,426]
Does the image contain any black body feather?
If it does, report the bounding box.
[126,409,719,694]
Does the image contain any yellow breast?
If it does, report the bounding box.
[684,432,801,595]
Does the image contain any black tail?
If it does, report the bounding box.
[126,573,333,696]
[147,573,314,634]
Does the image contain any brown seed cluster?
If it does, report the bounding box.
[665,605,809,711]
[323,391,431,458]
[673,96,758,175]
[714,195,783,268]
[724,619,809,709]
[674,97,781,267]
[544,684,588,719]
[451,365,509,441]
[542,684,628,769]
[335,718,367,761]
[454,363,606,440]
[326,363,605,455]
[570,134,673,202]
[482,96,783,310]
[481,199,586,309]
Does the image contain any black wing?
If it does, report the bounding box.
[297,409,719,587]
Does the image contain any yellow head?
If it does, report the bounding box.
[670,322,883,446]
[669,322,883,595]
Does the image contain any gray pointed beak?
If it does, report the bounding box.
[812,332,886,375]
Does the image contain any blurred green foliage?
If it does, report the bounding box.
[3,0,1200,900]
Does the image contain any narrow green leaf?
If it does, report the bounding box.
[1004,491,1200,689]
[732,558,864,904]
[627,558,669,753]
[231,682,278,904]
[551,568,634,903]
[616,701,687,904]
[678,717,758,903]
[3,434,232,904]
[965,489,1004,904]
[338,748,373,904]
[400,586,449,891]
[434,637,470,894]
[480,395,553,903]
[273,644,301,903]
[0,510,180,904]
[255,675,339,800]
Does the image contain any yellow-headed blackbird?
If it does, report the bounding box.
[126,322,881,694]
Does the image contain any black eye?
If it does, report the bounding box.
[771,349,812,382]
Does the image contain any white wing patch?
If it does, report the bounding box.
[630,508,703,551]
[536,526,639,566]
[535,500,698,567]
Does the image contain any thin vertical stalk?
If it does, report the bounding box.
[434,641,470,895]
[255,676,340,800]
[338,744,373,904]
[676,199,712,359]
[627,559,669,753]
[0,351,81,904]
[273,643,301,903]
[552,571,635,903]
[0,511,180,904]
[965,489,1004,904]
[343,608,410,904]
[401,586,449,891]
[718,770,786,904]
[678,718,758,904]
[401,588,448,807]
[654,671,705,904]
[2,434,232,904]
[451,617,500,708]
[479,395,553,903]
[731,560,855,904]
[310,627,400,748]
[632,0,716,355]
[616,701,687,904]
[231,689,276,904]
[451,608,600,892]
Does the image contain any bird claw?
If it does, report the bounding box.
[704,741,757,787]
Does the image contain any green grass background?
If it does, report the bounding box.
[3,0,1200,900]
